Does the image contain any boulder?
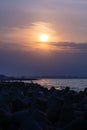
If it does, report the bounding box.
[19,116,42,130]
[47,97,64,123]
[32,110,51,130]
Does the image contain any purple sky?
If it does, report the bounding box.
[0,0,87,76]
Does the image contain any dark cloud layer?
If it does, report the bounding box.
[48,42,87,53]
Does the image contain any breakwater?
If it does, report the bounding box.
[0,82,87,130]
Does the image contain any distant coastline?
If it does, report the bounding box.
[0,74,87,81]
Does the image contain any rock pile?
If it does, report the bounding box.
[0,82,87,130]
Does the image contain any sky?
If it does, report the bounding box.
[0,0,87,77]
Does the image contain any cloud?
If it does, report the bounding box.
[46,42,87,53]
[0,0,87,42]
[1,40,87,54]
[0,0,87,76]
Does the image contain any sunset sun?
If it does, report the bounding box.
[40,34,49,42]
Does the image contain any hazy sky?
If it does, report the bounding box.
[0,0,87,76]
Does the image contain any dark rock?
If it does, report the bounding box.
[12,98,26,112]
[12,110,31,124]
[64,119,87,130]
[47,97,64,123]
[64,87,70,93]
[60,103,74,125]
[19,117,42,130]
[32,110,51,130]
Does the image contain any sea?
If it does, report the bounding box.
[30,79,87,92]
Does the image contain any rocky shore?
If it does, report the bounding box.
[0,82,87,130]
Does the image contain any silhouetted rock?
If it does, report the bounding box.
[64,119,87,130]
[0,82,87,130]
[47,96,64,123]
[32,110,51,130]
[19,117,42,130]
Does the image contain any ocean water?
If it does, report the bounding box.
[32,79,87,92]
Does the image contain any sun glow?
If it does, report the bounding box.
[40,34,49,42]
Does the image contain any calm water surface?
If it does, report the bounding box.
[32,79,87,92]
